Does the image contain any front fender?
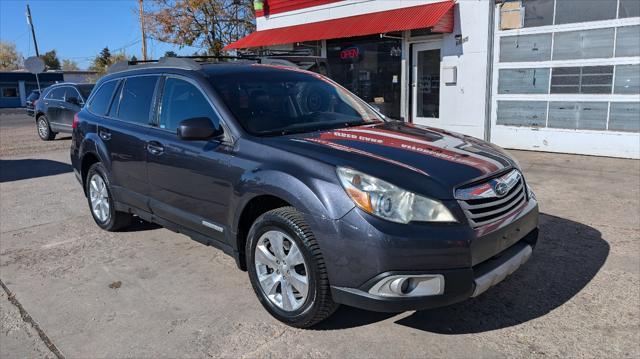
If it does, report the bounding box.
[231,168,355,232]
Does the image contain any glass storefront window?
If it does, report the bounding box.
[555,0,617,25]
[553,28,615,60]
[498,68,550,94]
[616,26,640,57]
[548,101,608,130]
[614,64,640,94]
[500,34,552,62]
[619,0,640,18]
[609,102,640,132]
[523,0,554,28]
[327,36,402,119]
[497,101,547,127]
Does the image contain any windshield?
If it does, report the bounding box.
[209,68,384,136]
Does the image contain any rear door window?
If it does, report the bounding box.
[117,76,158,125]
[159,77,220,132]
[88,80,118,116]
[47,87,66,100]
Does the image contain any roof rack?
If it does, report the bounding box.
[107,55,261,74]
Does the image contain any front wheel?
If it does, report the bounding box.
[85,162,132,231]
[36,115,56,141]
[246,207,338,328]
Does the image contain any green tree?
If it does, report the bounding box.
[41,50,61,70]
[144,0,255,56]
[89,47,129,74]
[62,59,80,71]
[0,41,22,70]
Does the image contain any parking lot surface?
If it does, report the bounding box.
[1,109,639,358]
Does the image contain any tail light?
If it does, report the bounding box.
[72,113,79,129]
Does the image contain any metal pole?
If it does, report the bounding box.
[26,4,40,57]
[35,73,41,92]
[139,0,148,60]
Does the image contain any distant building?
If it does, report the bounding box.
[0,70,99,108]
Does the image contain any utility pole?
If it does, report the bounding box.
[139,0,148,61]
[25,4,40,57]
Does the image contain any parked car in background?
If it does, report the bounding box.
[35,83,94,140]
[71,57,538,328]
[25,89,40,117]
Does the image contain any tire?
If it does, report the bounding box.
[85,162,132,231]
[36,115,56,141]
[246,207,338,328]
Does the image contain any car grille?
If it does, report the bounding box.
[455,169,527,228]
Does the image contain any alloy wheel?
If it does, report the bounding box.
[37,118,48,138]
[89,174,110,223]
[254,230,309,311]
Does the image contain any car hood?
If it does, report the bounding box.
[261,122,518,199]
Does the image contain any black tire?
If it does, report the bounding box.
[246,207,338,328]
[36,115,56,141]
[85,162,132,231]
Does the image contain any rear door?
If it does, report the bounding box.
[146,75,235,242]
[58,86,83,129]
[98,75,159,211]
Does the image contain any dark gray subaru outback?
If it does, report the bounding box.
[71,57,539,328]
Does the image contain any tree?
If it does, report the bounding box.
[89,47,128,74]
[62,59,80,71]
[164,50,177,57]
[41,50,61,70]
[143,0,255,56]
[0,41,22,70]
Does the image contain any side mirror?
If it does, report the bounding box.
[177,117,223,140]
[67,96,82,106]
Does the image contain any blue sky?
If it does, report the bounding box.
[0,0,203,69]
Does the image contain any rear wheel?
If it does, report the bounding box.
[86,162,132,231]
[246,207,338,328]
[36,115,56,141]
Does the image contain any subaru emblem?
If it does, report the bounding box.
[494,182,509,197]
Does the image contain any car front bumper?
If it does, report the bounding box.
[310,197,539,312]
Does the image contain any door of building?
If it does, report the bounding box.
[412,42,442,126]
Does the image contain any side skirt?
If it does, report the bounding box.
[114,201,237,259]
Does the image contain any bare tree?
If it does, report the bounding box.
[143,0,255,56]
[0,41,22,70]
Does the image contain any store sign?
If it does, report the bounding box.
[340,46,360,61]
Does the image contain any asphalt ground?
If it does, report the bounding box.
[1,108,639,358]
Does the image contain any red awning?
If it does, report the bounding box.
[224,1,455,50]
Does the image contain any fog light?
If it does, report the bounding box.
[368,274,444,297]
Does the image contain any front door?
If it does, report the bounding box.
[412,42,442,126]
[147,76,234,243]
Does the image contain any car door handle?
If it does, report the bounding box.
[98,129,111,140]
[147,141,164,156]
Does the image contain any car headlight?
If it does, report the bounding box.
[336,167,456,224]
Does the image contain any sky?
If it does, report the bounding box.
[0,0,203,69]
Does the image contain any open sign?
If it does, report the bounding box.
[340,47,360,60]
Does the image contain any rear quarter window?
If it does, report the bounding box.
[88,80,118,116]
